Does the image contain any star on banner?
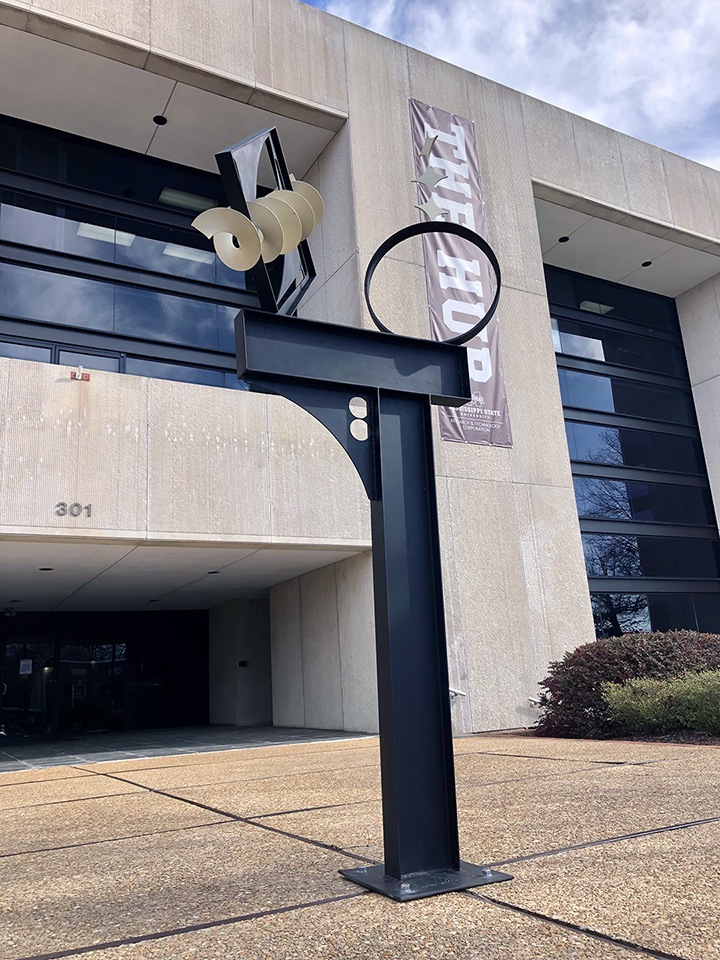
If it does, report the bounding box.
[415,197,445,221]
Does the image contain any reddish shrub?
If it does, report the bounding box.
[535,630,720,738]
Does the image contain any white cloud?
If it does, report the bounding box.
[311,0,720,166]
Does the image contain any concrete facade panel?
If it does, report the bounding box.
[298,564,343,729]
[467,76,546,297]
[31,0,149,47]
[433,414,513,484]
[335,551,378,734]
[342,24,417,270]
[445,476,537,732]
[146,380,272,541]
[663,152,718,238]
[265,394,369,542]
[689,377,720,530]
[618,136,673,224]
[499,288,573,488]
[571,115,629,211]
[676,273,720,387]
[0,361,147,536]
[269,578,305,727]
[314,125,359,290]
[254,0,347,113]
[320,252,363,329]
[209,598,272,726]
[521,95,582,195]
[435,475,473,733]
[150,0,254,89]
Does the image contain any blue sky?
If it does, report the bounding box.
[301,0,720,171]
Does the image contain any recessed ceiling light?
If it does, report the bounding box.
[641,260,652,267]
[153,115,168,126]
[208,570,219,575]
[148,599,159,603]
[10,599,21,603]
[38,567,53,572]
[558,236,570,243]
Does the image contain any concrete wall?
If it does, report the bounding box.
[208,598,272,726]
[269,551,377,733]
[0,358,369,548]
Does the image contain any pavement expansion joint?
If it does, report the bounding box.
[13,891,372,960]
[474,893,691,960]
[487,815,720,869]
[3,790,139,813]
[466,749,630,766]
[0,819,233,860]
[83,766,379,865]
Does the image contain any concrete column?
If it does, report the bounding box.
[268,552,378,734]
[676,272,720,519]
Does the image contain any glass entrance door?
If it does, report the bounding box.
[0,638,57,740]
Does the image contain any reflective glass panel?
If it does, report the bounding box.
[0,340,52,363]
[565,421,704,474]
[58,351,120,373]
[125,358,223,387]
[692,594,720,633]
[0,262,232,353]
[590,593,696,636]
[583,534,720,579]
[0,261,114,331]
[573,477,714,525]
[558,369,694,424]
[0,191,245,289]
[114,286,220,349]
[552,316,684,376]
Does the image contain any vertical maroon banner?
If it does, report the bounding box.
[410,99,512,447]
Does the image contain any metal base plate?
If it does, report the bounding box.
[339,862,513,902]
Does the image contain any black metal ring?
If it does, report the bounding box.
[364,221,501,346]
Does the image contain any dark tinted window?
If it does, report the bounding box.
[0,190,244,289]
[552,316,684,377]
[583,534,720,579]
[0,115,226,212]
[565,421,704,474]
[125,358,224,387]
[591,593,692,635]
[0,340,52,362]
[0,262,237,351]
[0,262,114,331]
[591,592,720,636]
[558,369,694,424]
[545,267,676,330]
[58,351,120,373]
[574,477,714,526]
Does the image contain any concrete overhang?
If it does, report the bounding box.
[0,24,337,185]
[534,186,720,298]
[0,539,369,613]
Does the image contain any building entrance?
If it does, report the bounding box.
[0,612,208,743]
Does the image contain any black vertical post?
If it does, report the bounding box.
[238,308,512,901]
[370,391,459,878]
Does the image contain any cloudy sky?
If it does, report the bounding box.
[301,0,720,171]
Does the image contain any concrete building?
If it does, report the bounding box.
[1,0,719,742]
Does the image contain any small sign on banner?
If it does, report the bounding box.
[19,659,32,676]
[410,98,512,447]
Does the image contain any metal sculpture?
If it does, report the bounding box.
[196,128,512,902]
